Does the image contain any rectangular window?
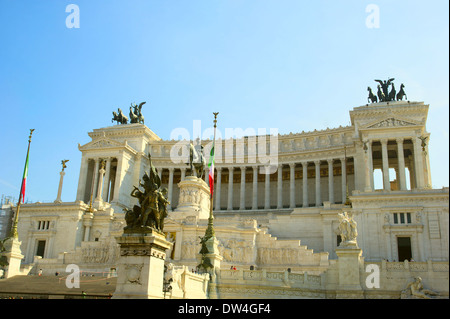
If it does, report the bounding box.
[393,213,398,224]
[407,213,411,224]
[400,213,405,224]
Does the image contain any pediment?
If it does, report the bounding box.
[365,117,420,129]
[78,137,123,151]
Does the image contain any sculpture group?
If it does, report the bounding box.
[124,154,169,233]
[112,102,146,125]
[367,78,407,103]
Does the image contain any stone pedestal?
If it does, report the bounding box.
[335,245,363,298]
[2,237,24,279]
[113,230,173,299]
[173,176,210,220]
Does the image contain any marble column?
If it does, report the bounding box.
[302,161,309,208]
[289,163,296,209]
[76,156,89,201]
[252,166,258,210]
[92,158,100,199]
[396,138,407,190]
[168,168,174,210]
[264,167,271,210]
[240,166,246,210]
[215,167,222,210]
[327,159,335,203]
[55,170,65,203]
[364,141,373,192]
[412,137,425,189]
[180,167,186,181]
[96,160,106,201]
[227,167,234,211]
[113,155,124,203]
[102,158,112,201]
[380,139,390,191]
[315,160,321,207]
[341,158,347,204]
[277,164,283,209]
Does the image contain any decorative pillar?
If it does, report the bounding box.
[412,137,425,189]
[327,159,335,203]
[102,158,112,201]
[76,156,89,201]
[55,170,66,203]
[96,160,106,202]
[92,158,100,199]
[277,164,283,209]
[180,167,186,181]
[215,167,222,210]
[168,168,174,211]
[240,166,246,210]
[302,161,308,208]
[112,155,124,203]
[341,158,347,204]
[396,138,407,190]
[289,163,296,209]
[264,167,271,210]
[363,141,372,192]
[380,139,390,191]
[315,161,321,207]
[227,167,234,211]
[252,166,258,210]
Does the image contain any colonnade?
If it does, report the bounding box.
[157,157,353,211]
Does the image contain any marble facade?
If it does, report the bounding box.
[4,100,449,298]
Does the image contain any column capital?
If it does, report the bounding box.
[240,166,246,172]
[168,167,175,173]
[395,137,404,144]
[289,163,296,168]
[327,158,334,164]
[301,161,308,166]
[380,138,388,145]
[216,166,222,172]
[228,166,234,172]
[314,160,321,165]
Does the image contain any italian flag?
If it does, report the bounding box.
[208,145,215,197]
[20,152,30,203]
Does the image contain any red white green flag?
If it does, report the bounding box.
[20,151,30,203]
[208,145,215,197]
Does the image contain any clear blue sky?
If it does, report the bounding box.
[0,0,448,203]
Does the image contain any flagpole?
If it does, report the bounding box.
[205,112,219,239]
[10,129,35,239]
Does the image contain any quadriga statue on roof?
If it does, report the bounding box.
[123,153,170,233]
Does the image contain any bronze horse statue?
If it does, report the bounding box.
[188,143,206,178]
[112,108,128,124]
[367,87,378,103]
[396,83,407,101]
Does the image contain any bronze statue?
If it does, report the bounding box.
[188,142,206,178]
[112,108,128,124]
[123,153,170,233]
[375,78,395,101]
[61,159,69,171]
[367,87,378,103]
[396,83,407,101]
[129,102,146,124]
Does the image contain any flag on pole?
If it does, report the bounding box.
[20,150,30,203]
[208,145,215,197]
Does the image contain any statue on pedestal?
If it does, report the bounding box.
[188,142,206,179]
[123,154,169,233]
[338,211,358,247]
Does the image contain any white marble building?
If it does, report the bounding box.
[7,100,449,298]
